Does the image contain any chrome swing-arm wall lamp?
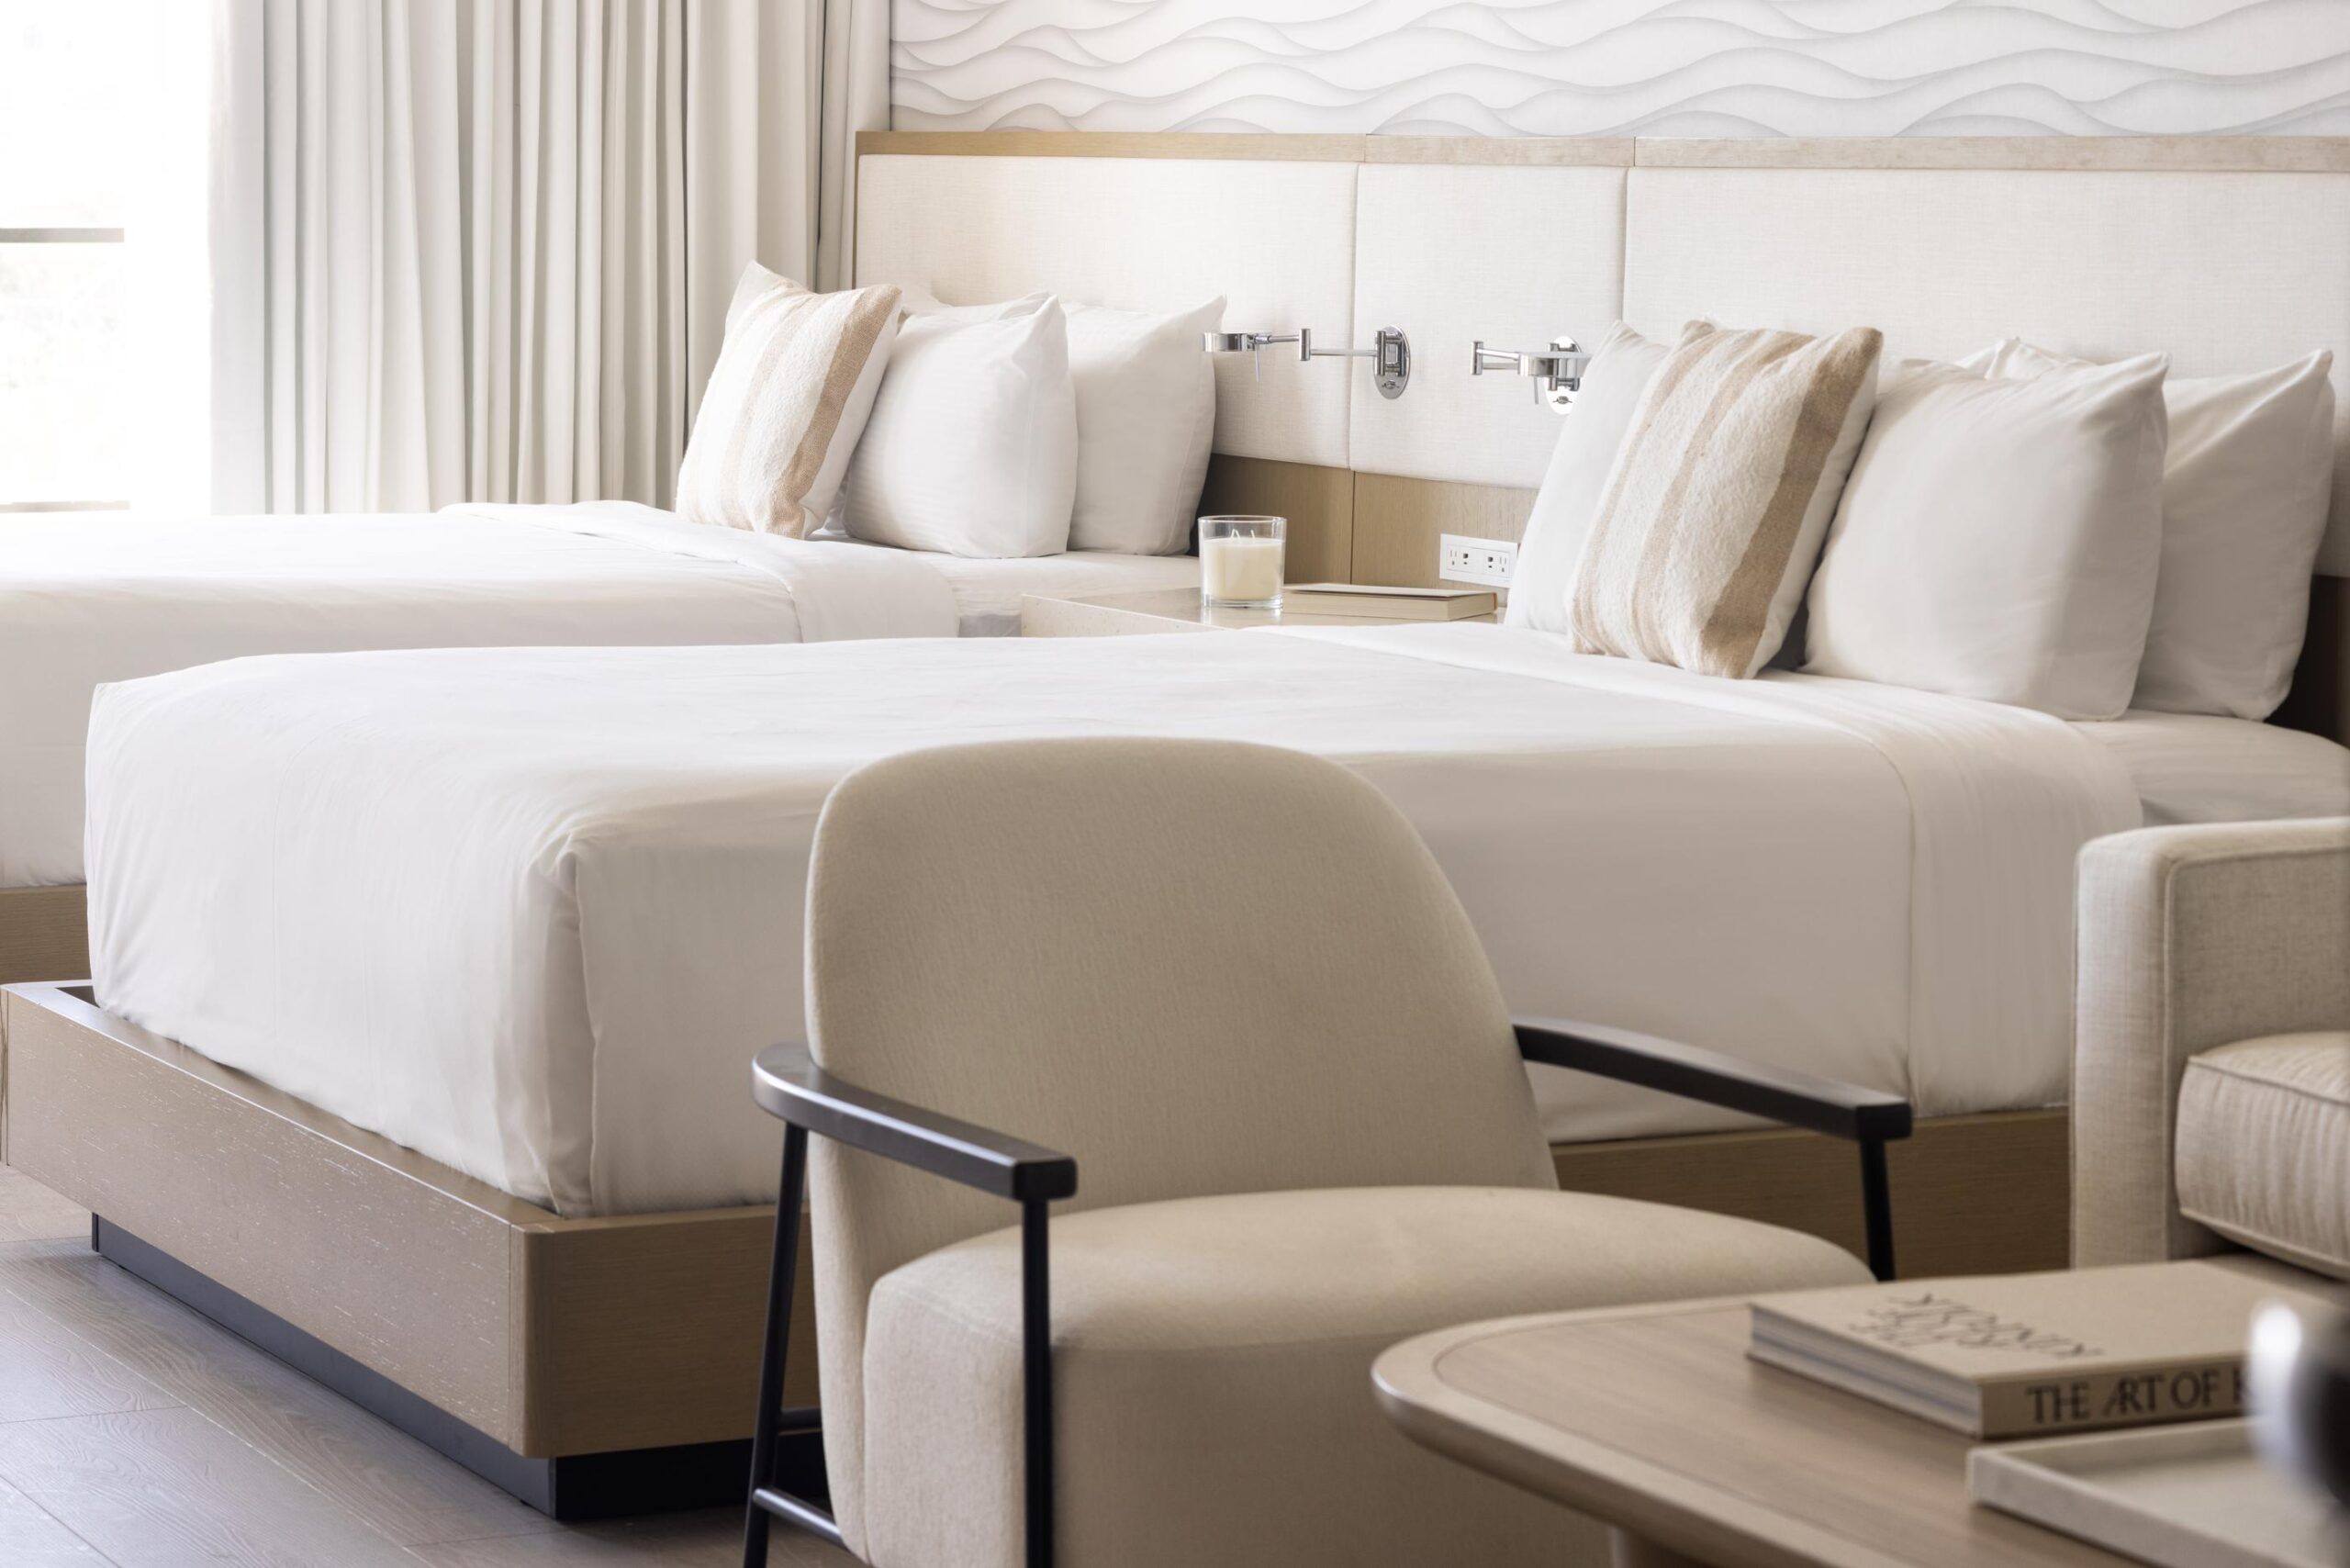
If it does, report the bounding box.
[1471,337,1591,413]
[1202,326,1413,399]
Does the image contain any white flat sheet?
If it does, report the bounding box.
[0,503,962,887]
[88,625,2140,1215]
[2074,711,2350,825]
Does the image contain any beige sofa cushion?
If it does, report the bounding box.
[2177,1032,2350,1280]
[859,1185,1867,1568]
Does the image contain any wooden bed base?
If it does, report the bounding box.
[0,980,2067,1518]
[0,885,87,987]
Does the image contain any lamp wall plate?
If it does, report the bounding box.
[1471,335,1589,413]
[1366,326,1410,399]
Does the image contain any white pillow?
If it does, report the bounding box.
[1984,341,2335,720]
[1506,328,2002,641]
[894,286,1222,555]
[1505,323,1670,633]
[1803,353,2171,720]
[842,297,1078,558]
[1065,298,1223,554]
[674,265,900,537]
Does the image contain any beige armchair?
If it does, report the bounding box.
[740,737,1893,1568]
[2074,817,2350,1278]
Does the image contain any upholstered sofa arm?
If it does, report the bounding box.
[2073,818,2350,1268]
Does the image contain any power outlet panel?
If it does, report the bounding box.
[1439,533,1516,587]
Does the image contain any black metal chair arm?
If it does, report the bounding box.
[751,1044,1079,1204]
[1514,1017,1913,1144]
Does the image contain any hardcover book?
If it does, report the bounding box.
[1748,1262,2338,1439]
[1281,583,1499,621]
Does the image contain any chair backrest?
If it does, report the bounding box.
[803,737,1554,1540]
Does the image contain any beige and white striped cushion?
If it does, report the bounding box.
[676,265,901,537]
[1570,321,1882,678]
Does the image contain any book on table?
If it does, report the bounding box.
[1281,583,1499,620]
[1748,1261,2341,1439]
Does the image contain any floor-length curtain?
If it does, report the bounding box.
[207,0,886,515]
[685,0,883,436]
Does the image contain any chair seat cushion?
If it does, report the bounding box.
[2178,1032,2350,1280]
[857,1185,1866,1568]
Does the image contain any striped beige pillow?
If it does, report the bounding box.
[1569,320,1883,678]
[676,265,901,537]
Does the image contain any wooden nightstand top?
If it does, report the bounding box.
[1019,588,1499,637]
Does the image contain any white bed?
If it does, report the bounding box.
[87,622,2346,1219]
[2076,711,2350,826]
[0,503,1196,887]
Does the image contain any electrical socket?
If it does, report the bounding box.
[1439,533,1516,587]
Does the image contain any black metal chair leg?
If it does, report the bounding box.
[744,1126,810,1568]
[1859,1137,1896,1281]
[1022,1197,1054,1568]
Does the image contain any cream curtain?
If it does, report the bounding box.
[207,0,886,514]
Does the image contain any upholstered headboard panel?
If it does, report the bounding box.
[856,152,1360,469]
[1348,162,1625,489]
[856,134,2350,738]
[1623,166,2350,576]
[858,135,2350,574]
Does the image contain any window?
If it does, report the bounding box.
[0,1,144,511]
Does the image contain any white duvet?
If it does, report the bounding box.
[0,503,956,885]
[87,625,2141,1216]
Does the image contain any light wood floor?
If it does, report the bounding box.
[0,1164,857,1566]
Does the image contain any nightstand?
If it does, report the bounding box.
[1019,588,1499,637]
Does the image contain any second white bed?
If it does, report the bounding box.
[84,623,2269,1217]
[0,503,1196,887]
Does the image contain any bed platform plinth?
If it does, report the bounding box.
[4,980,2070,1526]
[0,885,88,986]
[89,1216,823,1520]
[2,981,822,1519]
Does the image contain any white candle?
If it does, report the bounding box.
[1202,535,1284,603]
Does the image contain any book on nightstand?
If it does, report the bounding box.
[1748,1261,2337,1439]
[1281,583,1499,620]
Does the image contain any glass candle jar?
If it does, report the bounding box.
[1199,515,1286,610]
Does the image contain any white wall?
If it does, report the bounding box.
[892,0,2350,137]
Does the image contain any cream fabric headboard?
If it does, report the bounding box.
[856,134,2350,577]
[856,152,1359,470]
[1348,162,1625,490]
[1624,166,2350,576]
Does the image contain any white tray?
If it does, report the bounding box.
[1970,1420,2350,1568]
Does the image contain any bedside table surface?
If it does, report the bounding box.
[1020,588,1498,636]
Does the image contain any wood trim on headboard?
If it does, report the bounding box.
[1634,136,2350,174]
[858,131,1637,166]
[859,131,2350,175]
[1352,474,1536,590]
[1198,456,1353,585]
[859,131,1373,163]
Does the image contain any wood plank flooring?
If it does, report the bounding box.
[0,1165,855,1565]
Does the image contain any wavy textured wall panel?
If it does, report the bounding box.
[891,0,2350,137]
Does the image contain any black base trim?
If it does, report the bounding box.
[92,1217,824,1522]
